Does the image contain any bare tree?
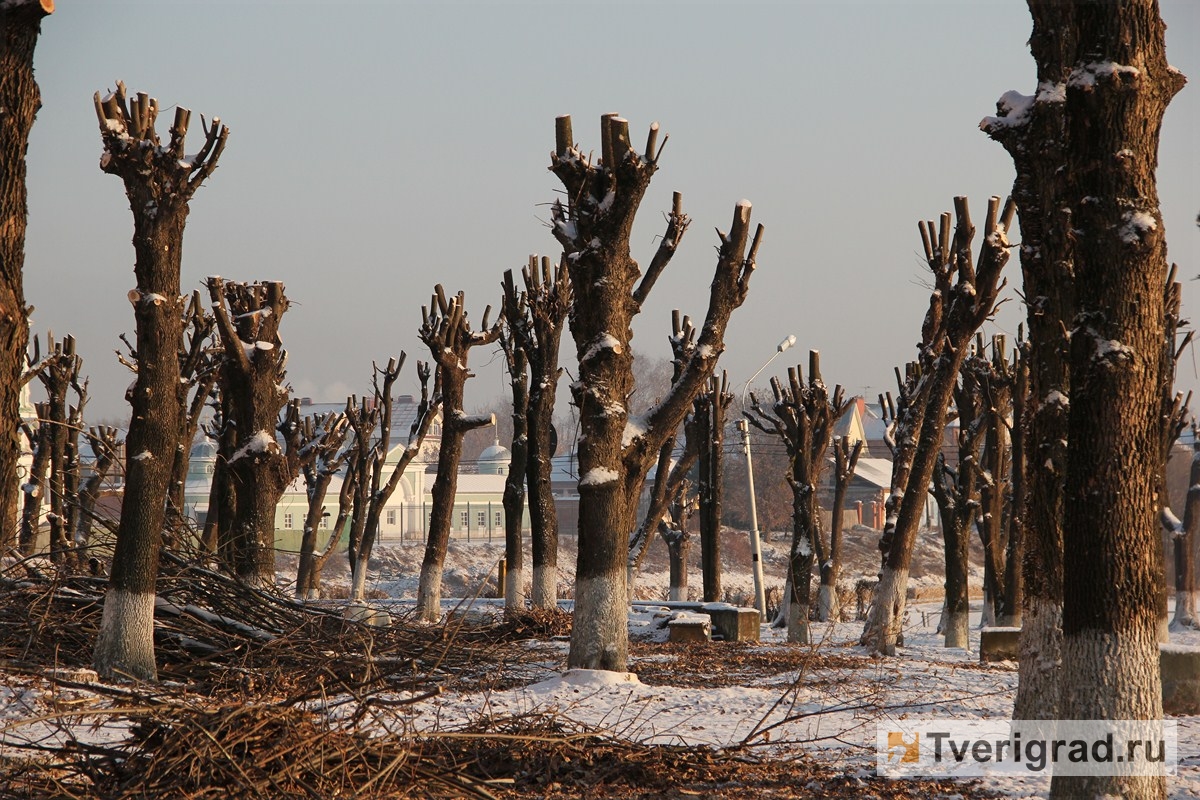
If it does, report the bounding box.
[504,256,572,609]
[74,425,121,555]
[550,114,756,671]
[29,333,83,563]
[820,435,863,622]
[861,196,1013,656]
[973,335,1016,627]
[695,373,732,603]
[1164,425,1200,630]
[164,291,218,537]
[207,278,294,587]
[92,83,228,681]
[747,351,851,643]
[18,404,48,556]
[981,6,1075,720]
[930,356,987,648]
[499,273,530,610]
[415,287,498,622]
[294,411,349,600]
[1001,334,1029,628]
[0,0,53,553]
[346,358,437,601]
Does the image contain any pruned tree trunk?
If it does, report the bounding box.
[500,272,530,611]
[862,197,1013,656]
[550,114,755,671]
[348,359,437,602]
[32,333,82,563]
[1000,337,1029,627]
[696,375,731,603]
[93,84,228,681]
[207,278,294,588]
[930,358,987,649]
[506,256,571,610]
[0,0,52,554]
[661,478,695,602]
[18,409,48,556]
[295,410,349,600]
[747,351,851,645]
[415,287,498,622]
[164,291,217,539]
[1036,4,1180,797]
[974,335,1015,626]
[1170,435,1200,630]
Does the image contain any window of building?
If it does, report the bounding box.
[319,515,328,529]
[459,511,468,529]
[283,513,293,529]
[386,509,396,526]
[477,511,487,529]
[494,511,502,527]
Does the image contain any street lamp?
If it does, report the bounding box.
[739,334,796,617]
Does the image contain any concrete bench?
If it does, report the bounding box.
[667,612,711,643]
[1161,643,1200,715]
[979,627,1021,662]
[701,603,761,642]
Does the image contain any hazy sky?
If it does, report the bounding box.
[21,1,1200,423]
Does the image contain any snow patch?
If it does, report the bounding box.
[1119,210,1157,244]
[580,467,618,487]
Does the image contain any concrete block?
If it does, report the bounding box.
[980,626,1021,662]
[668,613,711,643]
[1161,643,1200,715]
[701,603,761,642]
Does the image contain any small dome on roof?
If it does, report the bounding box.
[478,440,510,475]
[190,440,218,459]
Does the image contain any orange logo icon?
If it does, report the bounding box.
[887,731,919,764]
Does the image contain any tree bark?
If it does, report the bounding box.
[1038,4,1181,797]
[0,0,52,553]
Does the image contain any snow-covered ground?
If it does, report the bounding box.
[3,533,1197,798]
[385,599,1199,800]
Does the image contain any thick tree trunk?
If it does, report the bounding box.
[91,88,228,677]
[208,280,293,587]
[95,207,188,681]
[1045,4,1182,798]
[0,1,51,553]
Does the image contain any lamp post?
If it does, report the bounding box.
[739,334,796,617]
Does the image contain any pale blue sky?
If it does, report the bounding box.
[21,1,1200,421]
